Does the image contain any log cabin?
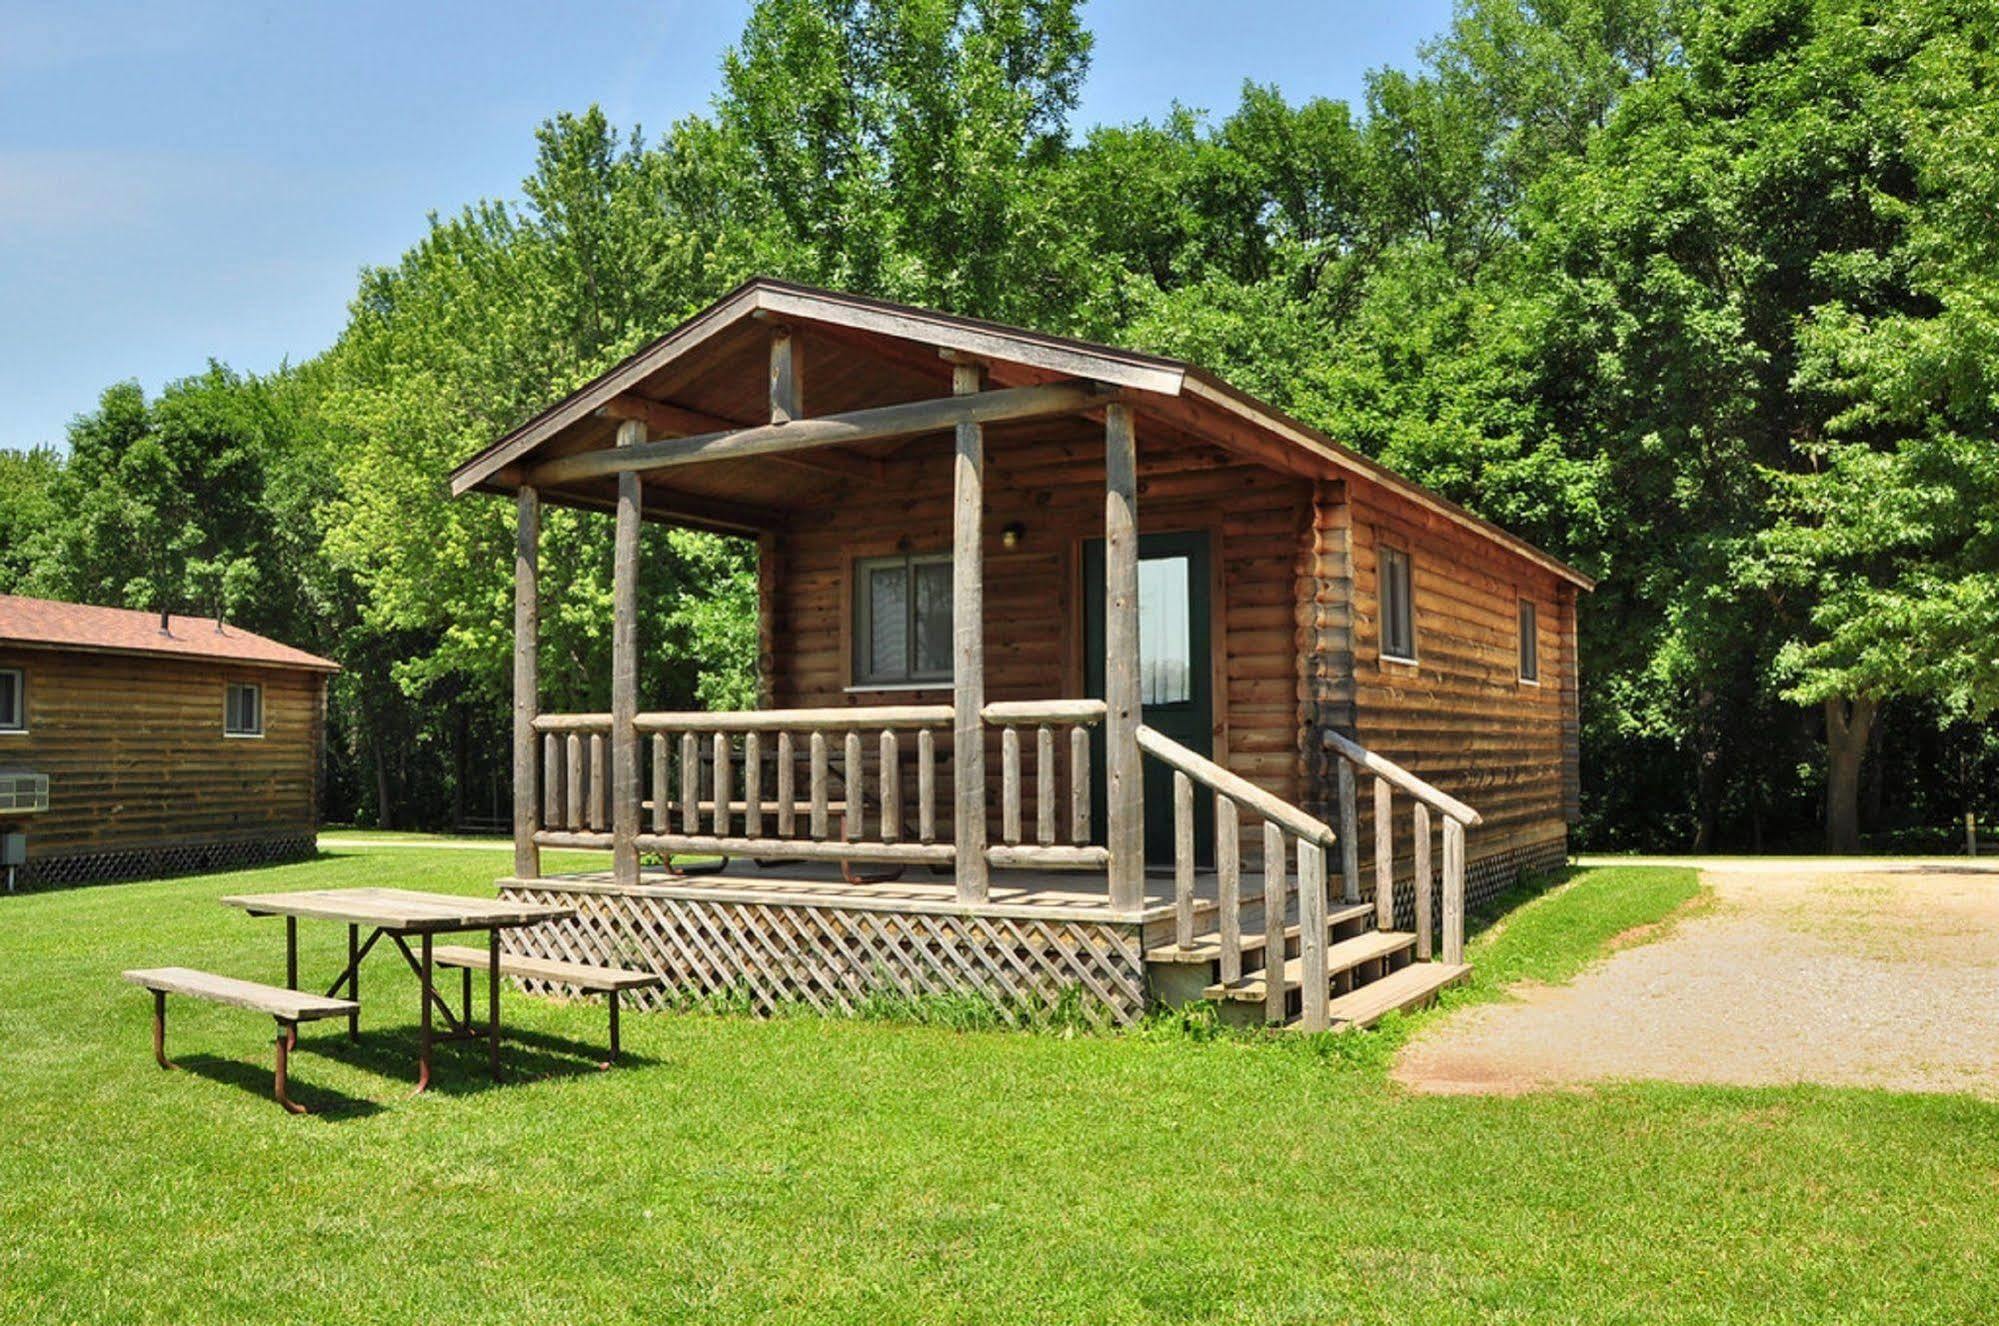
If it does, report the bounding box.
[0,595,336,889]
[449,278,1594,1029]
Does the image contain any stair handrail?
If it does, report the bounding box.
[1322,730,1481,827]
[1322,730,1480,968]
[1137,725,1338,1026]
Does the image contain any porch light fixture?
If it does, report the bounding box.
[1000,521,1026,549]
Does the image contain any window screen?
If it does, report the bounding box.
[1380,546,1416,661]
[1519,599,1540,682]
[0,670,21,731]
[225,682,263,736]
[854,554,953,686]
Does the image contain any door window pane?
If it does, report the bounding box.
[1138,555,1192,705]
[0,670,20,730]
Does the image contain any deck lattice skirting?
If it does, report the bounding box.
[1365,830,1569,938]
[21,834,317,889]
[498,882,1151,1027]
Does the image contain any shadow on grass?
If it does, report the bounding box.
[173,1053,388,1119]
[293,1022,654,1096]
[1463,864,1581,942]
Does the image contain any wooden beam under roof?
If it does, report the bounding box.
[597,393,879,482]
[530,379,1121,487]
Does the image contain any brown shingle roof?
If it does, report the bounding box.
[0,595,339,672]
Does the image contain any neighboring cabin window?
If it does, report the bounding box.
[853,553,953,687]
[224,682,263,737]
[0,669,22,732]
[1519,599,1540,683]
[1380,545,1416,662]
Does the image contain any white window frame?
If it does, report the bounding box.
[223,681,264,738]
[851,552,954,689]
[0,668,23,734]
[1518,597,1541,685]
[1379,545,1417,664]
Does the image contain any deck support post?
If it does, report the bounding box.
[611,419,645,886]
[1104,401,1144,912]
[513,486,541,879]
[951,360,990,903]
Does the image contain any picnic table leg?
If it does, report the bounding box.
[488,929,501,1081]
[347,925,360,1041]
[415,933,433,1094]
[462,966,473,1029]
[607,989,620,1068]
[273,1019,307,1115]
[151,990,175,1071]
[283,918,300,1050]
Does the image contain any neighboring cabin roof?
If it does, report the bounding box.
[449,276,1595,590]
[0,595,339,673]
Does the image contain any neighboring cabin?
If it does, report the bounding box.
[0,595,336,888]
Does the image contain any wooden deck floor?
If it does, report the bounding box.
[502,858,1224,926]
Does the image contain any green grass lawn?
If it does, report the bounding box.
[2,849,1995,1323]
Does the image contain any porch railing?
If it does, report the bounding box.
[530,700,1112,873]
[1323,730,1482,965]
[982,699,1106,871]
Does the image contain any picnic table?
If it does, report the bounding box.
[216,887,573,1091]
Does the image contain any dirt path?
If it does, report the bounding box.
[1394,857,1999,1098]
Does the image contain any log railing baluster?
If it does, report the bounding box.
[565,734,584,833]
[1216,796,1241,984]
[1413,801,1433,961]
[1001,726,1022,845]
[679,733,698,834]
[1070,727,1090,845]
[880,730,900,843]
[1173,770,1195,950]
[743,731,763,837]
[809,732,829,840]
[1036,724,1056,846]
[776,732,796,838]
[1297,839,1328,1031]
[917,728,936,843]
[1374,775,1394,930]
[651,733,668,834]
[843,731,863,840]
[1443,816,1466,964]
[1262,822,1288,1025]
[588,733,608,831]
[712,733,732,837]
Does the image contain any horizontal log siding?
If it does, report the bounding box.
[1339,478,1574,893]
[761,423,1313,831]
[0,647,325,865]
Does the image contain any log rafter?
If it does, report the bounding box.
[532,379,1121,486]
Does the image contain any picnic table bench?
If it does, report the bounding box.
[432,947,661,1065]
[123,967,358,1114]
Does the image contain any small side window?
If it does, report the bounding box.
[1519,599,1540,683]
[1380,546,1416,663]
[224,682,263,737]
[0,669,23,732]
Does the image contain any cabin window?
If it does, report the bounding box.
[224,682,263,737]
[0,669,22,732]
[853,553,953,687]
[1518,598,1540,683]
[1380,545,1416,662]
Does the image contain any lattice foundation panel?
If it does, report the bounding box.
[499,885,1150,1027]
[20,835,318,890]
[1365,830,1571,937]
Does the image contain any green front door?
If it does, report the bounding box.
[1084,530,1215,869]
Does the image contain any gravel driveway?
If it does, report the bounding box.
[1394,856,1999,1098]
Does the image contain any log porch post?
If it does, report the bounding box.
[610,418,645,886]
[1104,401,1145,911]
[512,485,541,879]
[952,359,990,903]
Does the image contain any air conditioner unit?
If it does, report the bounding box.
[0,769,50,816]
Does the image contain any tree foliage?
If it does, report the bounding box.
[1,0,1992,846]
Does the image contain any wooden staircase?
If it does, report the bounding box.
[1146,900,1469,1030]
[1137,725,1480,1031]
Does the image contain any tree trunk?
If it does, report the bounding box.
[1824,695,1877,855]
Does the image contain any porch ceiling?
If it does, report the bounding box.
[449,276,1595,588]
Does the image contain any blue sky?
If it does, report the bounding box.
[0,0,1452,452]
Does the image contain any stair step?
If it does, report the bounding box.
[1206,930,1416,1003]
[1309,961,1470,1030]
[1146,902,1373,964]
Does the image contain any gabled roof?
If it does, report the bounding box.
[449,277,1594,590]
[0,595,339,672]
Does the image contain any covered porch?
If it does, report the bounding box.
[454,279,1478,1028]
